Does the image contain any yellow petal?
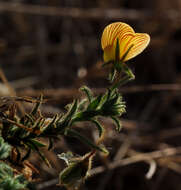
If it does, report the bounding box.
[101,22,134,62]
[101,22,150,62]
[123,33,150,62]
[101,22,134,50]
[103,45,115,63]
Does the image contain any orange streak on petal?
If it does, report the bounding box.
[125,33,150,61]
[101,22,150,62]
[101,22,134,50]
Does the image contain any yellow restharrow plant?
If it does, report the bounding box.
[101,22,150,87]
[101,22,150,63]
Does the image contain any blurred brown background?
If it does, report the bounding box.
[1,0,181,190]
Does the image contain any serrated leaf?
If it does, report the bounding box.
[98,144,109,155]
[106,88,112,101]
[108,68,117,82]
[29,139,46,147]
[0,162,28,190]
[102,94,119,111]
[78,98,87,111]
[67,129,107,153]
[123,64,135,79]
[59,152,93,187]
[72,110,97,122]
[64,100,78,125]
[80,86,93,102]
[0,162,13,177]
[0,137,11,159]
[37,150,51,167]
[58,152,74,165]
[41,115,58,135]
[27,141,50,167]
[59,162,86,186]
[90,119,104,137]
[31,94,43,116]
[87,95,102,111]
[111,116,122,131]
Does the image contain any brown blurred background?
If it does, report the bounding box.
[1,0,181,190]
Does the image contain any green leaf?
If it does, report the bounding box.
[37,150,51,167]
[27,117,44,136]
[111,116,122,131]
[106,88,112,101]
[72,110,99,122]
[41,115,58,135]
[59,152,93,187]
[78,98,87,111]
[90,119,104,137]
[23,113,35,125]
[58,152,74,165]
[0,162,13,177]
[0,162,28,190]
[67,129,107,153]
[123,64,135,80]
[29,139,46,147]
[31,94,43,116]
[57,100,78,132]
[27,141,50,167]
[102,93,119,111]
[64,100,78,125]
[80,86,93,102]
[0,137,11,159]
[108,68,117,82]
[87,95,102,111]
[59,161,87,187]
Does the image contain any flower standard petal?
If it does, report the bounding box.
[101,22,134,50]
[101,22,134,63]
[101,22,150,63]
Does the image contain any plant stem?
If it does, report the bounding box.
[110,74,134,91]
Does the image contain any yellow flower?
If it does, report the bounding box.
[101,22,150,63]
